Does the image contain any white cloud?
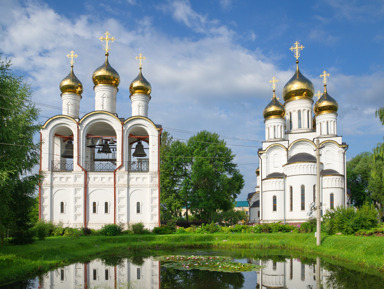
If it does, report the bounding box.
[1,0,383,199]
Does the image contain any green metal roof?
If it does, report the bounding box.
[234,201,248,207]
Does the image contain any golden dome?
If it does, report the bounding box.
[283,62,314,102]
[92,54,120,87]
[314,86,338,115]
[129,68,151,96]
[60,66,83,96]
[263,92,285,120]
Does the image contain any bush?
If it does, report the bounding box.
[201,222,221,233]
[63,227,81,238]
[81,227,92,236]
[153,225,176,234]
[131,223,150,234]
[299,218,316,233]
[33,221,51,240]
[100,224,122,236]
[323,203,379,235]
[175,227,187,234]
[52,222,65,236]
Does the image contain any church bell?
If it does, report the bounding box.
[133,141,146,157]
[86,137,97,148]
[99,140,112,154]
[61,140,74,158]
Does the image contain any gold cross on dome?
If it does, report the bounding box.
[320,70,330,85]
[136,53,146,69]
[99,31,115,53]
[315,90,322,100]
[290,41,304,60]
[269,76,279,91]
[66,50,78,67]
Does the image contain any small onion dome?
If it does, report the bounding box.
[314,87,338,116]
[60,66,83,96]
[129,68,152,97]
[263,93,285,120]
[92,54,120,87]
[283,62,314,102]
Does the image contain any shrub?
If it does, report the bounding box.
[175,227,187,234]
[201,222,221,233]
[81,227,92,236]
[131,222,150,234]
[100,224,122,236]
[33,221,51,240]
[63,227,81,238]
[52,222,65,236]
[299,218,316,233]
[323,203,379,235]
[153,225,176,234]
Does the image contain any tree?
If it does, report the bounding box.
[160,131,190,222]
[346,152,372,207]
[0,57,40,244]
[186,131,244,222]
[368,107,384,218]
[160,131,244,223]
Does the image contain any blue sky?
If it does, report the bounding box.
[1,0,384,200]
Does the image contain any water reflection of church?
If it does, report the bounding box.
[38,257,335,288]
[40,258,159,289]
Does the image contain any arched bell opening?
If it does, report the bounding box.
[51,126,74,172]
[85,122,117,172]
[128,127,149,172]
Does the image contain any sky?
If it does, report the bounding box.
[1,0,384,201]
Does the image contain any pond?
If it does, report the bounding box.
[1,249,383,289]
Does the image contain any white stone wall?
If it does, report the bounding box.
[94,85,117,113]
[61,93,81,119]
[131,94,150,117]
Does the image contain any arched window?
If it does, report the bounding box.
[273,261,277,271]
[307,111,310,128]
[60,202,64,214]
[273,196,277,212]
[93,202,97,214]
[298,110,302,128]
[326,122,329,135]
[289,112,292,130]
[313,185,316,203]
[104,202,108,214]
[301,185,305,210]
[330,193,334,209]
[136,202,141,214]
[290,186,293,211]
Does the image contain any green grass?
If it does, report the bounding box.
[0,233,384,285]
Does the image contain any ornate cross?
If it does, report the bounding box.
[99,31,115,53]
[315,90,322,100]
[66,50,78,67]
[320,70,330,85]
[136,53,146,69]
[290,41,304,60]
[269,76,279,91]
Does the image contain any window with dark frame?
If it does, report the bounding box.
[330,193,334,209]
[290,186,293,211]
[105,202,108,213]
[60,202,64,214]
[93,202,97,214]
[136,202,140,214]
[301,185,305,210]
[273,196,277,212]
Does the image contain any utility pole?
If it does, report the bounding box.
[316,138,321,246]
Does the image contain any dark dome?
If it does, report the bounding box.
[287,153,316,164]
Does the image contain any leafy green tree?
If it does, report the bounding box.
[0,57,40,244]
[347,152,372,207]
[160,131,244,223]
[186,131,244,222]
[369,107,384,218]
[160,131,190,222]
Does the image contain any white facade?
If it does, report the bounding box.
[257,57,347,224]
[40,50,161,230]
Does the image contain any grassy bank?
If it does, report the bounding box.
[0,233,383,284]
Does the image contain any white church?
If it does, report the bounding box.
[248,42,348,224]
[39,32,161,229]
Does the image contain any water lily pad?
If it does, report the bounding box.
[156,255,261,272]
